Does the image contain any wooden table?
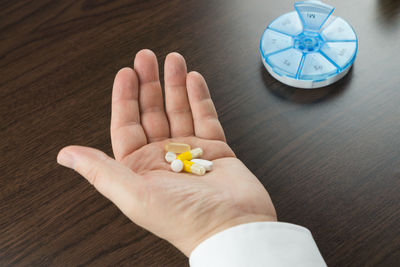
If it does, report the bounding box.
[1,0,399,266]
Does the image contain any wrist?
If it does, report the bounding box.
[183,214,277,257]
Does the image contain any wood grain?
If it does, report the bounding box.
[1,0,399,266]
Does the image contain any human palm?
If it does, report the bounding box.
[58,49,276,256]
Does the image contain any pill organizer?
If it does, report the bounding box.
[260,0,358,88]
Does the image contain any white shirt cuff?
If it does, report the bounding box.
[189,222,326,267]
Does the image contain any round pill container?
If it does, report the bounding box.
[260,0,358,89]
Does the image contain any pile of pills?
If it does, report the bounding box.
[164,143,213,176]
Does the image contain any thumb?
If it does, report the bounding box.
[57,145,142,216]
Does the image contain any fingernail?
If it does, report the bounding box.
[57,151,75,169]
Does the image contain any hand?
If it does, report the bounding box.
[57,49,276,256]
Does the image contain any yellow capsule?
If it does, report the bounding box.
[177,148,203,161]
[183,160,206,176]
[165,143,191,154]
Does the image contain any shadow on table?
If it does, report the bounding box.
[260,64,354,104]
[377,0,400,25]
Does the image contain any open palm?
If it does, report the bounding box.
[58,49,276,256]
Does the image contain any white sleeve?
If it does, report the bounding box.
[189,222,326,267]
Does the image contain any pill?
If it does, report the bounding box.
[171,159,184,172]
[183,160,206,176]
[165,143,191,154]
[190,159,213,171]
[165,152,177,163]
[177,148,203,161]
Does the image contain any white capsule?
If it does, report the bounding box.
[190,159,213,171]
[171,159,184,172]
[165,152,177,163]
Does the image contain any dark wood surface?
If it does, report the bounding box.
[1,0,400,266]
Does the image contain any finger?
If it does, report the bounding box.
[134,49,170,142]
[186,71,226,141]
[164,52,194,137]
[57,146,143,218]
[111,68,147,161]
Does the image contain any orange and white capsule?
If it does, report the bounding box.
[177,148,203,161]
[183,160,206,176]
